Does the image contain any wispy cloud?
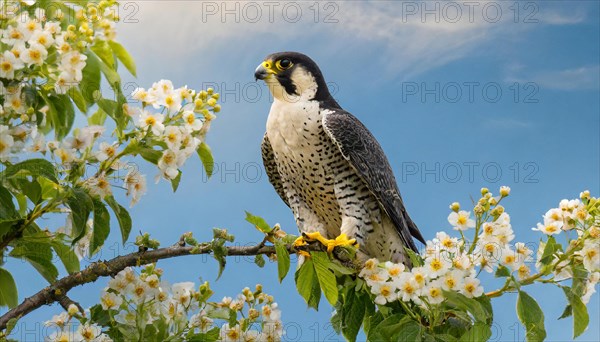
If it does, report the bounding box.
[116,1,544,80]
[507,65,600,91]
[541,9,586,25]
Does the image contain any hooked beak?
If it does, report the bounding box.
[254,60,275,81]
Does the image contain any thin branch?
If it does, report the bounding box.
[56,295,84,316]
[0,241,303,331]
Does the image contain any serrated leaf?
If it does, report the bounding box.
[275,241,290,282]
[51,239,80,274]
[312,251,338,306]
[0,267,18,308]
[295,257,321,310]
[90,199,110,256]
[561,286,589,338]
[197,142,214,179]
[66,188,93,242]
[341,289,366,341]
[105,196,132,244]
[244,211,272,233]
[516,290,546,342]
[1,158,58,183]
[108,40,136,76]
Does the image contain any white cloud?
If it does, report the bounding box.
[541,9,586,25]
[115,1,539,80]
[508,66,600,91]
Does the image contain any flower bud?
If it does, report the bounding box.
[499,186,511,197]
[207,98,217,107]
[198,90,208,100]
[213,104,221,113]
[212,93,220,100]
[474,204,484,215]
[590,226,600,239]
[488,197,498,206]
[207,87,214,95]
[481,187,489,196]
[67,304,79,316]
[255,284,263,293]
[449,202,460,212]
[580,190,590,200]
[249,308,260,320]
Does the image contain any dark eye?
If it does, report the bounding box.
[276,59,293,70]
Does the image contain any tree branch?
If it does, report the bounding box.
[0,241,294,331]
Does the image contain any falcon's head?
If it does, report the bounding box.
[255,52,335,104]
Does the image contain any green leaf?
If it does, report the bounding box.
[0,267,18,308]
[516,290,546,342]
[68,87,88,112]
[1,158,58,183]
[539,236,562,267]
[10,242,58,283]
[96,51,121,87]
[91,40,115,69]
[0,185,18,219]
[108,40,137,76]
[561,286,589,338]
[105,196,132,244]
[558,305,572,320]
[197,142,214,179]
[295,258,321,310]
[81,50,101,103]
[254,254,265,268]
[443,291,490,324]
[312,251,338,306]
[88,108,108,126]
[51,239,80,274]
[275,240,290,282]
[66,188,93,242]
[18,178,42,204]
[170,170,182,192]
[90,199,110,256]
[341,289,367,341]
[458,322,492,342]
[495,265,511,277]
[48,94,75,140]
[244,211,272,233]
[404,246,424,267]
[371,314,421,341]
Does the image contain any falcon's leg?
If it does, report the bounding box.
[334,172,382,254]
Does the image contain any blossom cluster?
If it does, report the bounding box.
[129,79,219,181]
[44,265,284,342]
[359,187,600,311]
[0,1,120,160]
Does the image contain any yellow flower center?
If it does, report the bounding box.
[389,267,401,277]
[546,224,558,233]
[445,278,456,289]
[1,62,12,71]
[430,259,442,271]
[586,249,597,259]
[465,284,475,293]
[145,116,156,126]
[504,255,515,264]
[429,288,440,297]
[457,215,467,225]
[403,283,415,294]
[29,50,41,60]
[380,285,391,297]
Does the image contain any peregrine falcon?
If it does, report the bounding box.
[255,52,425,264]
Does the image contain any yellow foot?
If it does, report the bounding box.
[303,232,358,253]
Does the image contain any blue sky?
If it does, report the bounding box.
[3,1,600,341]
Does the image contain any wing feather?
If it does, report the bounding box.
[261,133,290,207]
[322,109,425,251]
